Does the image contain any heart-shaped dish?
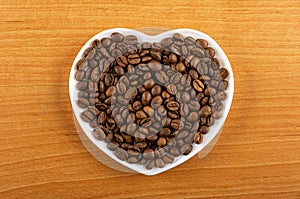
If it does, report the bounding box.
[69,28,234,175]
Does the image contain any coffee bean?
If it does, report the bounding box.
[133,101,142,110]
[169,53,177,63]
[199,125,209,134]
[207,47,215,57]
[114,148,128,161]
[93,127,106,140]
[78,98,89,108]
[77,81,88,90]
[199,105,211,117]
[183,145,193,155]
[170,147,180,157]
[111,32,124,43]
[184,36,195,46]
[166,84,177,95]
[106,86,115,97]
[151,95,163,105]
[193,79,205,92]
[143,149,154,160]
[155,158,165,168]
[155,71,168,84]
[141,91,151,105]
[157,137,167,147]
[144,79,155,89]
[161,38,173,47]
[194,132,203,144]
[219,68,229,80]
[195,39,208,49]
[128,53,140,65]
[166,101,180,111]
[171,119,181,130]
[136,110,147,119]
[81,109,94,122]
[124,35,137,45]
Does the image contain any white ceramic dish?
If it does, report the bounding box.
[69,28,234,175]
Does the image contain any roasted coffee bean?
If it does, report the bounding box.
[171,119,181,130]
[195,39,208,49]
[184,36,195,46]
[207,47,215,57]
[111,32,124,42]
[142,91,152,105]
[157,137,167,147]
[78,98,89,108]
[133,101,143,110]
[77,81,88,90]
[81,109,94,122]
[193,79,205,92]
[183,145,193,155]
[128,53,140,65]
[199,105,212,117]
[166,84,177,95]
[155,71,168,84]
[151,85,161,96]
[144,79,155,89]
[161,38,173,47]
[169,53,177,63]
[170,147,181,157]
[155,158,165,168]
[150,50,161,61]
[151,95,163,105]
[93,127,106,140]
[114,148,128,161]
[200,125,209,134]
[166,101,180,111]
[194,132,203,144]
[219,68,229,80]
[124,35,138,45]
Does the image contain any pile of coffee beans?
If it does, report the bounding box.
[75,32,229,169]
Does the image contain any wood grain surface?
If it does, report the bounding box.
[0,0,299,198]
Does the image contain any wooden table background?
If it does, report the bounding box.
[0,0,299,198]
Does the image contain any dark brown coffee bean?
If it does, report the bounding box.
[163,153,174,163]
[159,128,171,137]
[116,55,128,67]
[77,81,88,90]
[140,118,151,127]
[124,35,137,45]
[107,142,119,151]
[219,80,228,90]
[185,36,195,46]
[187,112,199,122]
[219,68,229,80]
[78,91,89,99]
[75,70,85,81]
[170,147,180,157]
[183,145,193,155]
[77,98,89,108]
[93,127,106,140]
[114,134,124,143]
[111,32,124,43]
[200,125,209,134]
[193,79,205,92]
[114,148,128,161]
[194,132,203,144]
[166,101,180,111]
[207,47,215,57]
[81,109,94,122]
[104,74,114,87]
[191,47,205,57]
[155,158,165,168]
[142,91,151,105]
[155,71,168,84]
[195,39,208,49]
[161,38,173,47]
[106,118,116,130]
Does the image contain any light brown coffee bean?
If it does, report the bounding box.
[195,39,208,49]
[199,105,211,117]
[193,79,205,92]
[166,101,180,111]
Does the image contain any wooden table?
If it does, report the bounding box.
[0,0,299,198]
